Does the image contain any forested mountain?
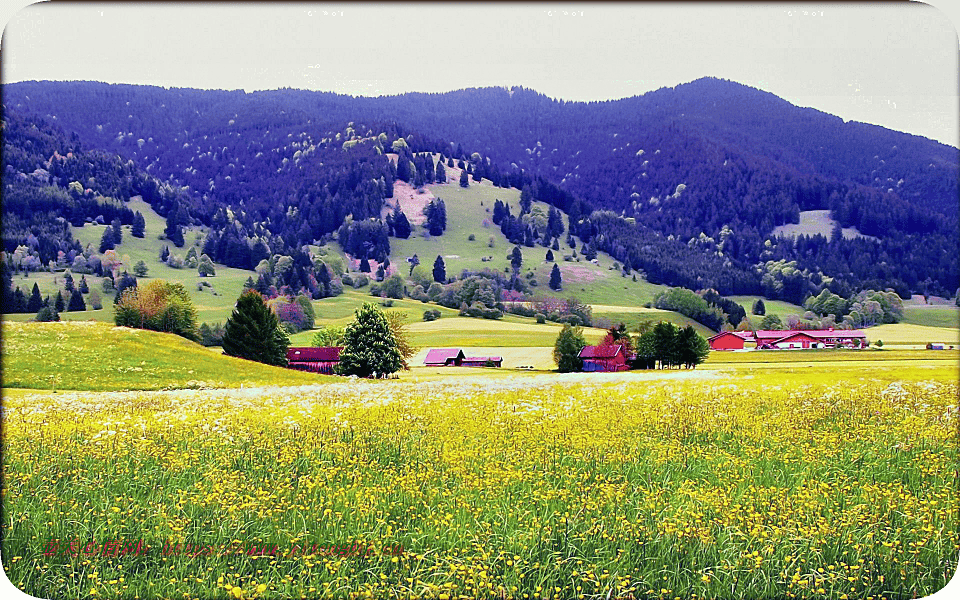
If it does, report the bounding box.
[3,78,957,300]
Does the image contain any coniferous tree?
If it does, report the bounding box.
[160,245,170,262]
[27,283,43,313]
[359,257,371,273]
[111,218,123,245]
[221,289,289,366]
[549,263,562,290]
[132,211,146,238]
[79,275,89,294]
[113,272,137,305]
[67,289,86,312]
[433,255,446,283]
[752,299,766,315]
[459,169,469,188]
[164,205,185,247]
[676,325,709,369]
[54,290,65,312]
[546,249,555,262]
[435,160,446,183]
[63,271,75,293]
[336,303,403,377]
[393,209,412,239]
[133,261,149,277]
[510,246,523,271]
[99,227,116,253]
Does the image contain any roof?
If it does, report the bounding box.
[770,331,821,343]
[463,356,502,362]
[424,348,465,364]
[287,347,341,362]
[578,345,623,359]
[709,331,754,341]
[754,329,867,340]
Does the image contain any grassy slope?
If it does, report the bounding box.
[1,321,325,391]
[901,305,960,329]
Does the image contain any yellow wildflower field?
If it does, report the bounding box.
[3,366,958,599]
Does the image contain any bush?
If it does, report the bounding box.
[114,280,200,342]
[423,309,442,321]
[380,299,395,308]
[459,303,503,320]
[199,322,226,347]
[535,313,546,324]
[351,274,369,288]
[312,326,346,347]
[35,306,60,322]
[468,234,476,241]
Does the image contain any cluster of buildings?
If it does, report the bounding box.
[708,328,868,351]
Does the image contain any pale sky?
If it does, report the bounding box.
[1,1,959,147]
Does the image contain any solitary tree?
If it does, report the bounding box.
[510,246,523,271]
[545,249,555,262]
[554,324,586,373]
[752,299,766,316]
[132,212,146,238]
[133,260,149,277]
[549,263,562,291]
[221,289,289,366]
[198,254,216,277]
[459,169,470,188]
[433,255,446,283]
[336,303,403,377]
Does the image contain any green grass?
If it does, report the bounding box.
[727,296,806,323]
[1,321,325,391]
[901,305,960,328]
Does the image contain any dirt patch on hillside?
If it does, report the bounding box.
[387,180,433,225]
[560,264,608,284]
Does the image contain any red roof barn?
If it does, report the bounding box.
[423,348,465,366]
[461,356,503,368]
[287,347,341,374]
[708,331,754,350]
[578,344,629,372]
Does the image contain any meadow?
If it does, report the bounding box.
[3,328,958,599]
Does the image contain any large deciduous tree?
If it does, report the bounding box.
[114,279,200,342]
[553,323,586,373]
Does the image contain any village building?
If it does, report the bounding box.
[707,331,755,350]
[578,344,629,372]
[286,347,341,373]
[423,349,502,367]
[461,356,503,368]
[423,348,465,366]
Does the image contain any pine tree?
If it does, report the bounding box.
[63,271,75,292]
[54,290,65,312]
[27,283,43,312]
[459,169,470,188]
[114,272,137,305]
[99,227,116,253]
[133,261,149,277]
[164,205,185,247]
[510,246,523,271]
[549,263,562,290]
[676,325,709,369]
[546,249,555,262]
[221,289,289,366]
[433,255,446,283]
[359,257,371,273]
[79,275,89,294]
[160,245,170,262]
[336,303,403,378]
[67,289,86,312]
[111,218,123,245]
[435,160,446,183]
[752,299,766,315]
[132,211,146,238]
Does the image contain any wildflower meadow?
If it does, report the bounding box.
[3,363,957,599]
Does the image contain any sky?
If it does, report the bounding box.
[1,2,958,148]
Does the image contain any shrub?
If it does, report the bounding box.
[535,313,546,324]
[423,309,442,322]
[35,306,60,322]
[114,280,200,342]
[312,326,346,348]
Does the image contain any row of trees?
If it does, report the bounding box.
[553,321,709,372]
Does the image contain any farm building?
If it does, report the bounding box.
[423,349,465,366]
[754,329,868,350]
[287,347,341,373]
[462,356,503,368]
[423,349,502,367]
[578,344,629,372]
[708,331,755,350]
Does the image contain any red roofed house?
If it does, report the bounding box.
[287,347,341,374]
[754,329,868,350]
[423,348,465,366]
[578,344,629,372]
[462,356,503,368]
[708,331,755,351]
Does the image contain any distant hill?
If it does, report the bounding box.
[3,78,957,299]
